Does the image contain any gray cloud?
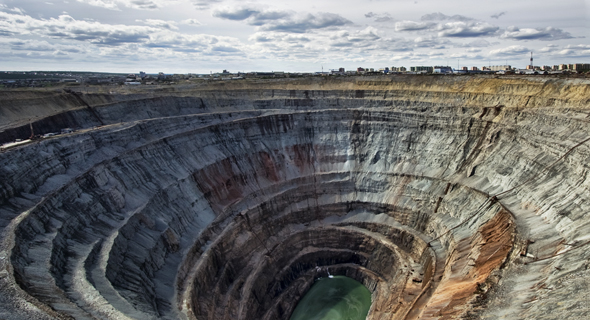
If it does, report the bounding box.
[490,11,506,19]
[395,19,498,38]
[136,19,178,30]
[6,39,84,53]
[74,0,164,10]
[213,7,260,21]
[395,21,434,31]
[454,39,492,48]
[145,33,214,49]
[129,0,159,9]
[0,30,16,36]
[250,34,273,42]
[260,13,352,33]
[413,36,449,49]
[9,51,72,60]
[553,45,590,58]
[212,6,291,26]
[438,22,499,37]
[448,52,484,60]
[204,44,244,57]
[192,0,222,10]
[74,0,119,10]
[249,12,293,26]
[348,27,380,42]
[365,12,393,22]
[421,12,474,22]
[564,44,590,50]
[330,42,354,47]
[328,27,380,48]
[147,32,247,57]
[500,26,574,41]
[9,40,57,52]
[211,45,241,52]
[82,32,150,45]
[0,5,26,14]
[391,46,413,52]
[489,45,530,56]
[539,44,559,53]
[213,7,351,34]
[249,32,312,43]
[180,19,202,26]
[284,35,311,43]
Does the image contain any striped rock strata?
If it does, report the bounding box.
[0,76,589,320]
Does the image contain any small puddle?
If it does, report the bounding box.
[290,275,372,320]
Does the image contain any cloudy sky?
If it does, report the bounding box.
[0,0,589,73]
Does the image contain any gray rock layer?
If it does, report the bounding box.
[1,76,590,320]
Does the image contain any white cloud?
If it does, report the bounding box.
[0,9,244,59]
[0,12,156,45]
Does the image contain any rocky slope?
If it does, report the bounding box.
[1,75,590,319]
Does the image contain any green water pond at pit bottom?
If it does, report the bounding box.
[289,275,372,320]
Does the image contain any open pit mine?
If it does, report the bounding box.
[1,75,590,320]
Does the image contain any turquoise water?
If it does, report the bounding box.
[289,276,372,320]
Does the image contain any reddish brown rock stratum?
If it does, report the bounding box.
[1,75,589,320]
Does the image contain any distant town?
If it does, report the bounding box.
[1,62,589,89]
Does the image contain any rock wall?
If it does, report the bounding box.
[1,75,589,319]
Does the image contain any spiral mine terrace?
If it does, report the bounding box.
[1,76,590,320]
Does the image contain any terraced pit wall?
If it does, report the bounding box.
[1,75,590,320]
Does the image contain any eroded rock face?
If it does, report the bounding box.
[1,76,590,319]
